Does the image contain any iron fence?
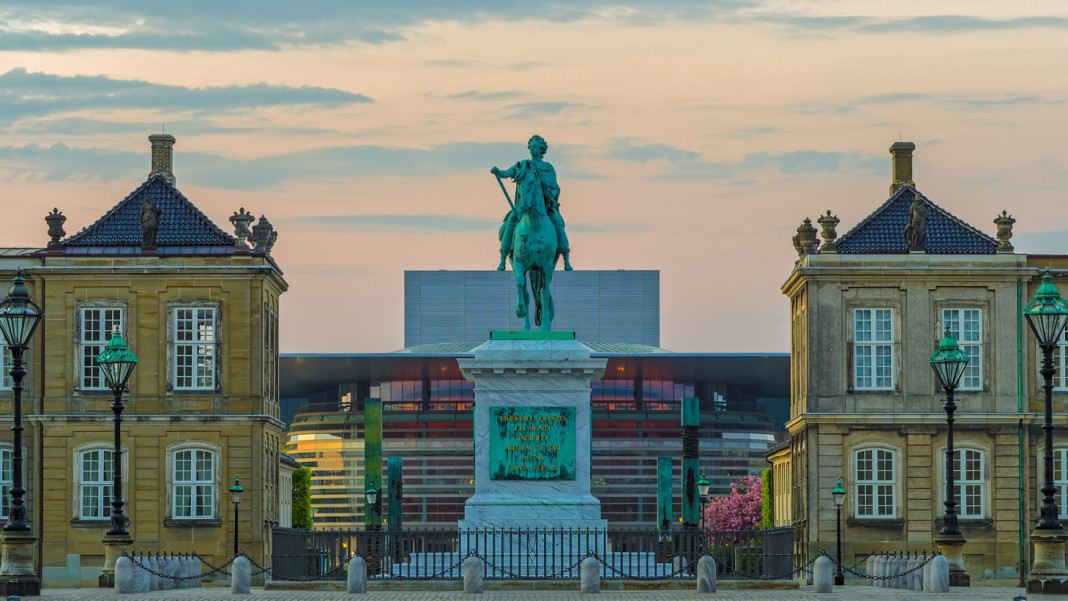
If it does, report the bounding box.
[271,526,793,581]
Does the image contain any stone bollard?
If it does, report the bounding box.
[907,553,921,591]
[813,555,833,593]
[134,554,150,593]
[147,554,159,591]
[873,553,885,587]
[928,555,949,593]
[580,556,600,594]
[168,553,180,589]
[865,552,876,587]
[158,555,172,591]
[348,556,367,594]
[231,556,251,594]
[115,556,134,594]
[696,556,716,593]
[178,555,190,589]
[462,556,483,594]
[891,553,903,588]
[673,555,689,575]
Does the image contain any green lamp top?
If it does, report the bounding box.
[832,477,845,496]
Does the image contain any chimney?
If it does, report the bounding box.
[148,133,176,185]
[889,141,915,195]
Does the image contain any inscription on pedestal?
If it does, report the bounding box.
[489,406,575,480]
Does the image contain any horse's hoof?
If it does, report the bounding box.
[516,307,526,318]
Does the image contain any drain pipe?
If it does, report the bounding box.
[1017,278,1026,587]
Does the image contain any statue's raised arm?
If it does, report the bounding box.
[489,135,572,332]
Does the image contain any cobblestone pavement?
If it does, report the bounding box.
[25,586,1029,600]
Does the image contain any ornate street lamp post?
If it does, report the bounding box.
[697,472,710,552]
[0,271,44,597]
[1024,270,1068,593]
[95,328,138,587]
[365,480,380,573]
[929,327,971,586]
[831,478,845,586]
[230,475,244,557]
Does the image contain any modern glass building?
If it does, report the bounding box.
[281,270,788,528]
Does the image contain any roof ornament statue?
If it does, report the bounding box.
[904,194,928,252]
[994,210,1015,253]
[140,195,162,252]
[490,135,569,331]
[251,215,278,255]
[817,210,839,253]
[45,208,66,249]
[229,207,255,250]
[792,217,818,258]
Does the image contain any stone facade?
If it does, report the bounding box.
[0,134,287,587]
[776,141,1063,586]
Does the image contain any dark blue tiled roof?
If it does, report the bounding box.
[834,186,998,254]
[60,175,235,249]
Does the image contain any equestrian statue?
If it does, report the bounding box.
[490,135,572,331]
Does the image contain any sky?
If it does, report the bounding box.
[1,1,1067,353]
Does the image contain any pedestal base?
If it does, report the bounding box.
[0,529,40,597]
[98,532,133,588]
[1027,528,1068,594]
[933,533,969,587]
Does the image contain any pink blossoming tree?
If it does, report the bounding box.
[702,474,763,532]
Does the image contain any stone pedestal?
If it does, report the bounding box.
[98,532,133,588]
[934,534,969,586]
[1028,529,1068,594]
[457,332,607,567]
[0,529,40,597]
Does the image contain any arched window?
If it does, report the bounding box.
[939,447,986,518]
[854,447,896,518]
[166,442,221,520]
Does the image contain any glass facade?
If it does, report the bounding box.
[284,352,787,528]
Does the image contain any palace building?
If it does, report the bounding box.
[0,134,287,587]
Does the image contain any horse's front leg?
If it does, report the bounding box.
[539,269,554,331]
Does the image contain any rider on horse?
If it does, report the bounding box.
[492,135,573,272]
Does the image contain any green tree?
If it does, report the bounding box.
[292,466,312,531]
[760,467,773,529]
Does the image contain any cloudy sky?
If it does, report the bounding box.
[2,1,1067,353]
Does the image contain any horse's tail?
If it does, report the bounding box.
[531,268,544,327]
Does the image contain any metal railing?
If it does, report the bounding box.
[271,525,793,581]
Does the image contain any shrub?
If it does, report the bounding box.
[293,466,312,531]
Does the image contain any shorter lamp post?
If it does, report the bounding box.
[1024,270,1068,593]
[94,328,138,588]
[697,472,710,553]
[929,327,971,586]
[230,475,243,557]
[0,271,44,597]
[96,330,139,536]
[365,480,379,525]
[365,481,380,574]
[831,478,845,585]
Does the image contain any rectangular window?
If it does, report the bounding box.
[173,448,214,518]
[854,309,893,390]
[80,449,114,520]
[855,448,895,517]
[0,448,11,519]
[0,339,11,389]
[174,308,216,390]
[942,309,982,390]
[949,449,984,518]
[1054,330,1068,391]
[80,307,123,389]
[1055,448,1068,520]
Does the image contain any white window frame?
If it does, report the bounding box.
[941,308,982,391]
[1053,329,1068,391]
[169,303,221,392]
[1044,446,1068,520]
[166,441,220,520]
[0,334,12,390]
[854,447,896,518]
[77,305,125,391]
[939,446,986,519]
[72,442,129,521]
[853,308,894,390]
[0,446,11,520]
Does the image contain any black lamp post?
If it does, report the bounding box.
[929,328,970,537]
[365,480,379,521]
[697,472,710,552]
[96,329,138,537]
[0,272,43,533]
[832,477,846,585]
[1024,271,1068,531]
[0,271,44,597]
[230,475,243,556]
